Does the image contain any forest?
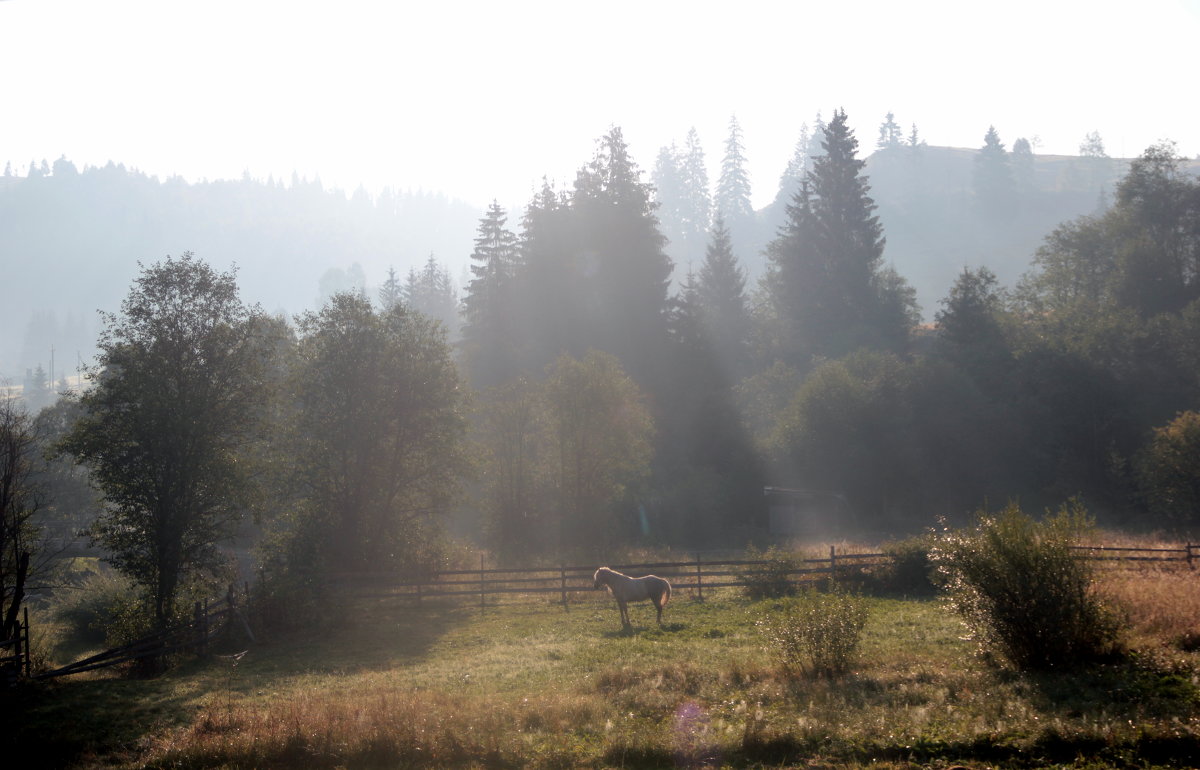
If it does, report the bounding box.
[2,110,1199,637]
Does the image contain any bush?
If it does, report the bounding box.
[737,546,802,599]
[931,500,1122,671]
[878,535,937,596]
[762,589,869,678]
[51,567,146,648]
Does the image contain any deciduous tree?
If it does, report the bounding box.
[59,254,268,628]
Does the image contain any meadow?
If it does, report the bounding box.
[8,556,1200,769]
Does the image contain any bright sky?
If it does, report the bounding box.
[2,0,1197,213]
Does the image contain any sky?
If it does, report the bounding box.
[2,0,1198,214]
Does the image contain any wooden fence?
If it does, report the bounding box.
[29,593,248,681]
[8,542,1195,682]
[330,543,1200,607]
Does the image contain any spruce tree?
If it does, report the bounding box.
[697,215,751,375]
[716,115,754,238]
[877,111,904,150]
[461,201,521,387]
[973,125,1015,218]
[571,127,673,386]
[766,109,912,362]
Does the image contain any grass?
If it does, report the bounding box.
[9,565,1200,769]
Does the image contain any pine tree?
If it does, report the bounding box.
[767,109,912,362]
[679,127,712,249]
[877,112,904,150]
[774,124,812,210]
[696,215,750,375]
[404,254,459,337]
[716,115,754,237]
[974,125,1015,218]
[461,201,521,387]
[571,126,673,385]
[378,266,403,311]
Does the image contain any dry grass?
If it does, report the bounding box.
[1098,564,1200,650]
[22,540,1200,769]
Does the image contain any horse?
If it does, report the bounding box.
[593,566,671,628]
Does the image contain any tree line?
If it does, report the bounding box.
[3,111,1198,634]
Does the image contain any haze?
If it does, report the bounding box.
[3,0,1197,212]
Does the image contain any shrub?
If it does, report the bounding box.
[52,567,146,648]
[877,535,937,596]
[762,589,869,678]
[737,546,801,599]
[931,500,1122,671]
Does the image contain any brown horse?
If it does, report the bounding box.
[593,566,671,628]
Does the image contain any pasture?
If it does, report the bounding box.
[8,563,1200,769]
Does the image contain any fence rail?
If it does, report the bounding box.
[9,542,1195,682]
[329,543,1199,606]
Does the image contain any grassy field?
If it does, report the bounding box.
[8,564,1200,769]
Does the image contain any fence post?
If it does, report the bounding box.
[480,554,486,610]
[560,565,567,608]
[23,606,31,679]
[829,545,837,585]
[695,552,703,601]
[1189,543,1195,569]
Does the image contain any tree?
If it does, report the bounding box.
[679,127,713,254]
[571,127,674,386]
[1011,137,1035,196]
[286,293,467,571]
[543,351,653,554]
[774,123,812,210]
[59,254,268,628]
[477,378,548,561]
[766,109,912,362]
[1138,411,1200,525]
[461,201,521,388]
[696,215,751,375]
[378,266,403,311]
[876,111,903,150]
[973,125,1015,218]
[716,115,754,238]
[404,254,459,338]
[1021,142,1200,318]
[934,266,1012,380]
[0,397,42,642]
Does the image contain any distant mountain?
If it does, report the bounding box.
[0,162,479,380]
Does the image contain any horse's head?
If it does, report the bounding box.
[593,567,608,589]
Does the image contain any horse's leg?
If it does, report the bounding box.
[655,595,663,625]
[618,598,630,628]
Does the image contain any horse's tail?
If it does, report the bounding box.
[659,577,671,608]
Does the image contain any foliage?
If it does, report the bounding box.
[737,545,802,599]
[765,109,916,364]
[542,351,653,554]
[878,535,937,596]
[1137,410,1200,524]
[50,566,149,648]
[57,254,269,628]
[0,395,43,641]
[281,292,468,573]
[762,589,870,678]
[931,500,1123,671]
[460,201,521,388]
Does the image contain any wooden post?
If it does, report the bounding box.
[695,552,703,601]
[560,565,567,608]
[1189,543,1196,569]
[829,545,837,586]
[194,600,203,655]
[480,554,486,610]
[23,606,30,678]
